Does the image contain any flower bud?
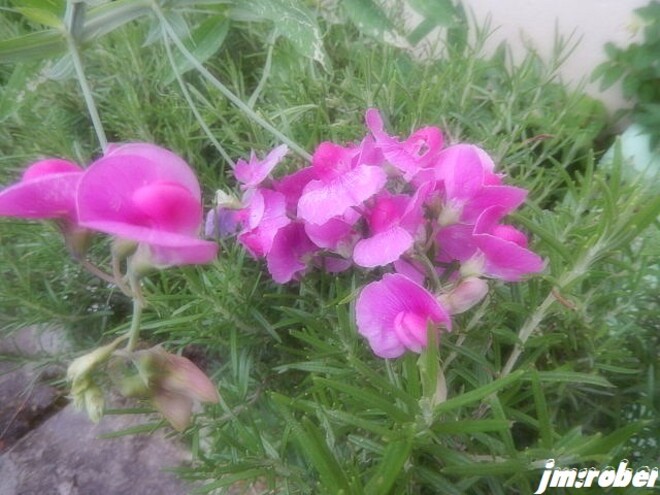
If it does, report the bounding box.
[67,340,119,385]
[439,277,489,314]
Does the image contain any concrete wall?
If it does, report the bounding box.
[407,0,648,115]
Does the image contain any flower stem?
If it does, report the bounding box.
[151,1,311,161]
[126,295,144,353]
[500,246,601,377]
[65,0,108,153]
[161,24,235,167]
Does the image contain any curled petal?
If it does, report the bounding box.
[356,274,451,358]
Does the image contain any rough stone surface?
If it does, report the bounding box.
[0,328,197,495]
[0,404,194,495]
[0,327,67,453]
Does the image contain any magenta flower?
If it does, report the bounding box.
[432,144,527,225]
[237,188,290,257]
[353,184,429,267]
[77,143,218,266]
[356,273,451,358]
[234,144,288,189]
[0,158,83,221]
[365,108,443,180]
[469,206,544,281]
[297,141,387,225]
[266,222,317,283]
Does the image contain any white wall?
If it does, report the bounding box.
[407,0,648,116]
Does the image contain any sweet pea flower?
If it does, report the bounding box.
[297,140,387,225]
[353,184,429,267]
[234,144,288,189]
[237,188,290,258]
[356,273,451,358]
[467,205,544,281]
[365,108,443,180]
[266,222,317,283]
[431,144,527,226]
[77,143,218,267]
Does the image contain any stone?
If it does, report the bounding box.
[0,404,194,495]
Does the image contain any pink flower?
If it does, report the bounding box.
[365,108,443,180]
[234,144,288,189]
[356,273,451,358]
[469,206,544,281]
[237,188,290,257]
[353,185,429,267]
[0,158,83,222]
[431,144,527,225]
[266,222,317,283]
[77,143,218,266]
[297,141,387,225]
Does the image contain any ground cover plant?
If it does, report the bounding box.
[0,1,658,493]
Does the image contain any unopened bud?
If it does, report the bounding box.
[84,383,105,423]
[67,341,119,384]
[439,277,488,314]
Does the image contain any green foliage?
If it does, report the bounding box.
[592,0,660,148]
[1,0,658,493]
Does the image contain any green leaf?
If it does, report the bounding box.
[342,0,396,39]
[0,30,66,63]
[531,370,615,388]
[364,424,414,495]
[16,7,63,28]
[433,369,525,416]
[232,0,328,70]
[163,15,229,85]
[313,377,410,422]
[529,370,553,449]
[432,419,511,434]
[0,0,153,63]
[406,0,457,26]
[291,415,351,492]
[443,459,528,476]
[0,64,30,122]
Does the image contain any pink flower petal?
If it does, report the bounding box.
[266,223,317,283]
[365,108,443,180]
[234,144,288,188]
[238,189,290,257]
[353,226,413,267]
[148,240,219,266]
[356,273,451,358]
[297,163,386,225]
[273,167,315,214]
[105,143,201,198]
[0,167,82,220]
[473,207,544,281]
[461,185,527,223]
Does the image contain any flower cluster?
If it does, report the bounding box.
[208,109,543,358]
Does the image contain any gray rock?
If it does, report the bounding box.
[0,404,194,495]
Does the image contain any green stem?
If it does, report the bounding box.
[151,1,312,161]
[161,25,235,167]
[412,252,442,293]
[500,245,601,377]
[65,1,108,153]
[126,296,144,352]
